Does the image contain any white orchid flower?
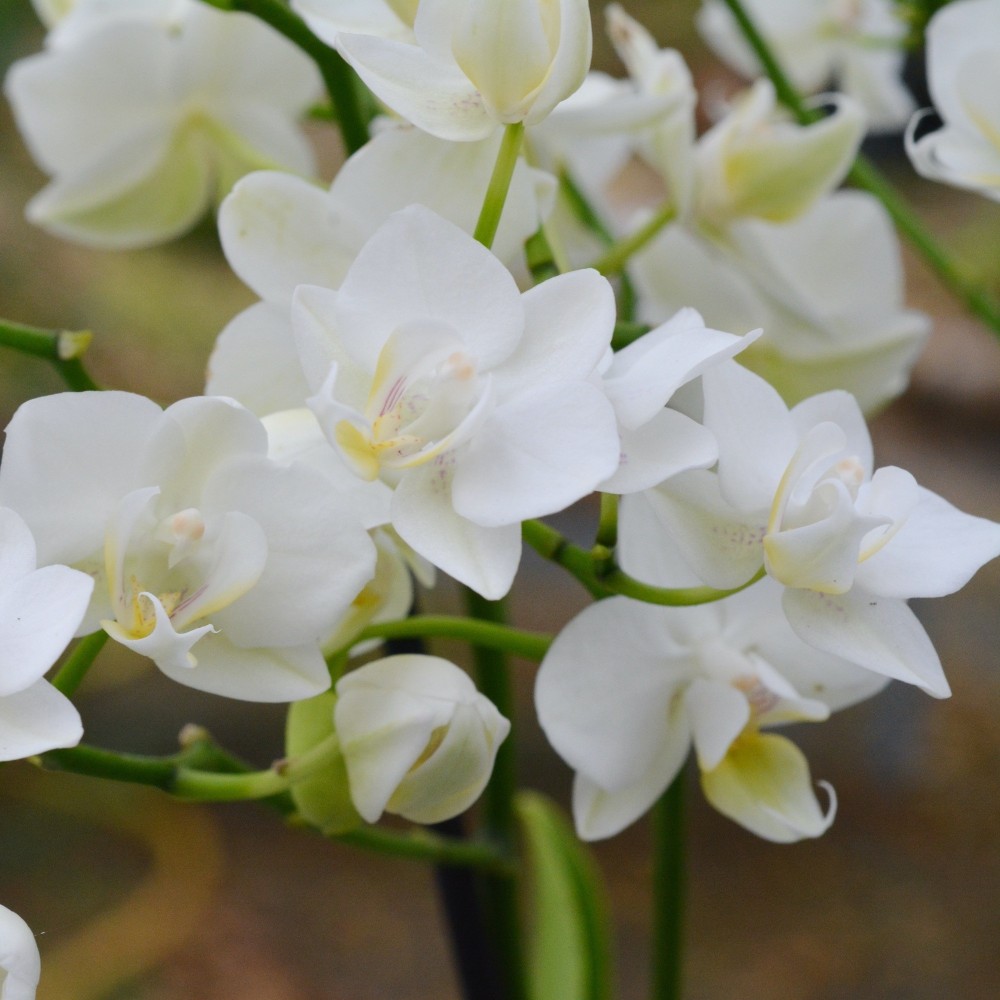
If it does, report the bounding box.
[0,904,41,1000]
[207,127,555,414]
[631,190,929,411]
[697,0,915,132]
[5,0,321,248]
[0,507,91,761]
[628,361,1000,697]
[905,0,1000,201]
[536,580,885,842]
[307,0,593,140]
[0,392,376,702]
[335,654,510,823]
[294,205,620,598]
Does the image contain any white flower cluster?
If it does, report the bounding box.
[0,9,997,968]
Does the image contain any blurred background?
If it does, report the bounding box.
[2,1,1000,997]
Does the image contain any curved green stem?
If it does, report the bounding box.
[50,631,108,697]
[348,615,552,662]
[198,0,369,154]
[41,734,512,872]
[558,168,639,318]
[588,200,676,277]
[522,518,764,606]
[651,771,686,1000]
[41,733,341,804]
[464,589,528,1000]
[601,565,766,607]
[522,519,608,599]
[720,0,1000,338]
[474,123,525,249]
[0,318,100,391]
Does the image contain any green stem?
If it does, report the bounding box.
[601,565,766,607]
[474,123,525,249]
[525,227,562,284]
[41,733,341,804]
[651,771,686,1000]
[463,589,528,1000]
[348,615,552,662]
[557,168,639,317]
[0,318,99,391]
[595,492,619,551]
[334,826,515,876]
[198,0,369,154]
[592,493,619,577]
[720,0,1000,338]
[522,518,764,606]
[50,631,108,697]
[41,735,512,873]
[521,518,608,599]
[588,200,676,277]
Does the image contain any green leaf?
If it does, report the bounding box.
[285,692,361,834]
[515,790,614,1000]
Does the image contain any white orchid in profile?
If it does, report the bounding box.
[631,190,930,412]
[5,0,321,248]
[0,507,92,761]
[0,903,41,1000]
[0,392,376,702]
[626,361,1000,697]
[301,0,593,140]
[905,0,1000,201]
[536,579,886,842]
[294,205,620,598]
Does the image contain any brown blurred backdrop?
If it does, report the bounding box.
[2,1,1000,997]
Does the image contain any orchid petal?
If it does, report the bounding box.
[571,706,689,841]
[0,679,83,760]
[602,408,718,496]
[0,391,163,565]
[855,481,1000,598]
[205,458,376,646]
[334,205,524,372]
[536,596,692,791]
[218,170,360,304]
[684,677,750,771]
[336,33,495,141]
[206,302,311,417]
[644,471,767,589]
[702,360,798,512]
[492,270,615,393]
[0,564,94,696]
[162,635,330,702]
[604,309,757,430]
[452,382,619,526]
[392,464,521,599]
[701,730,836,842]
[782,588,950,697]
